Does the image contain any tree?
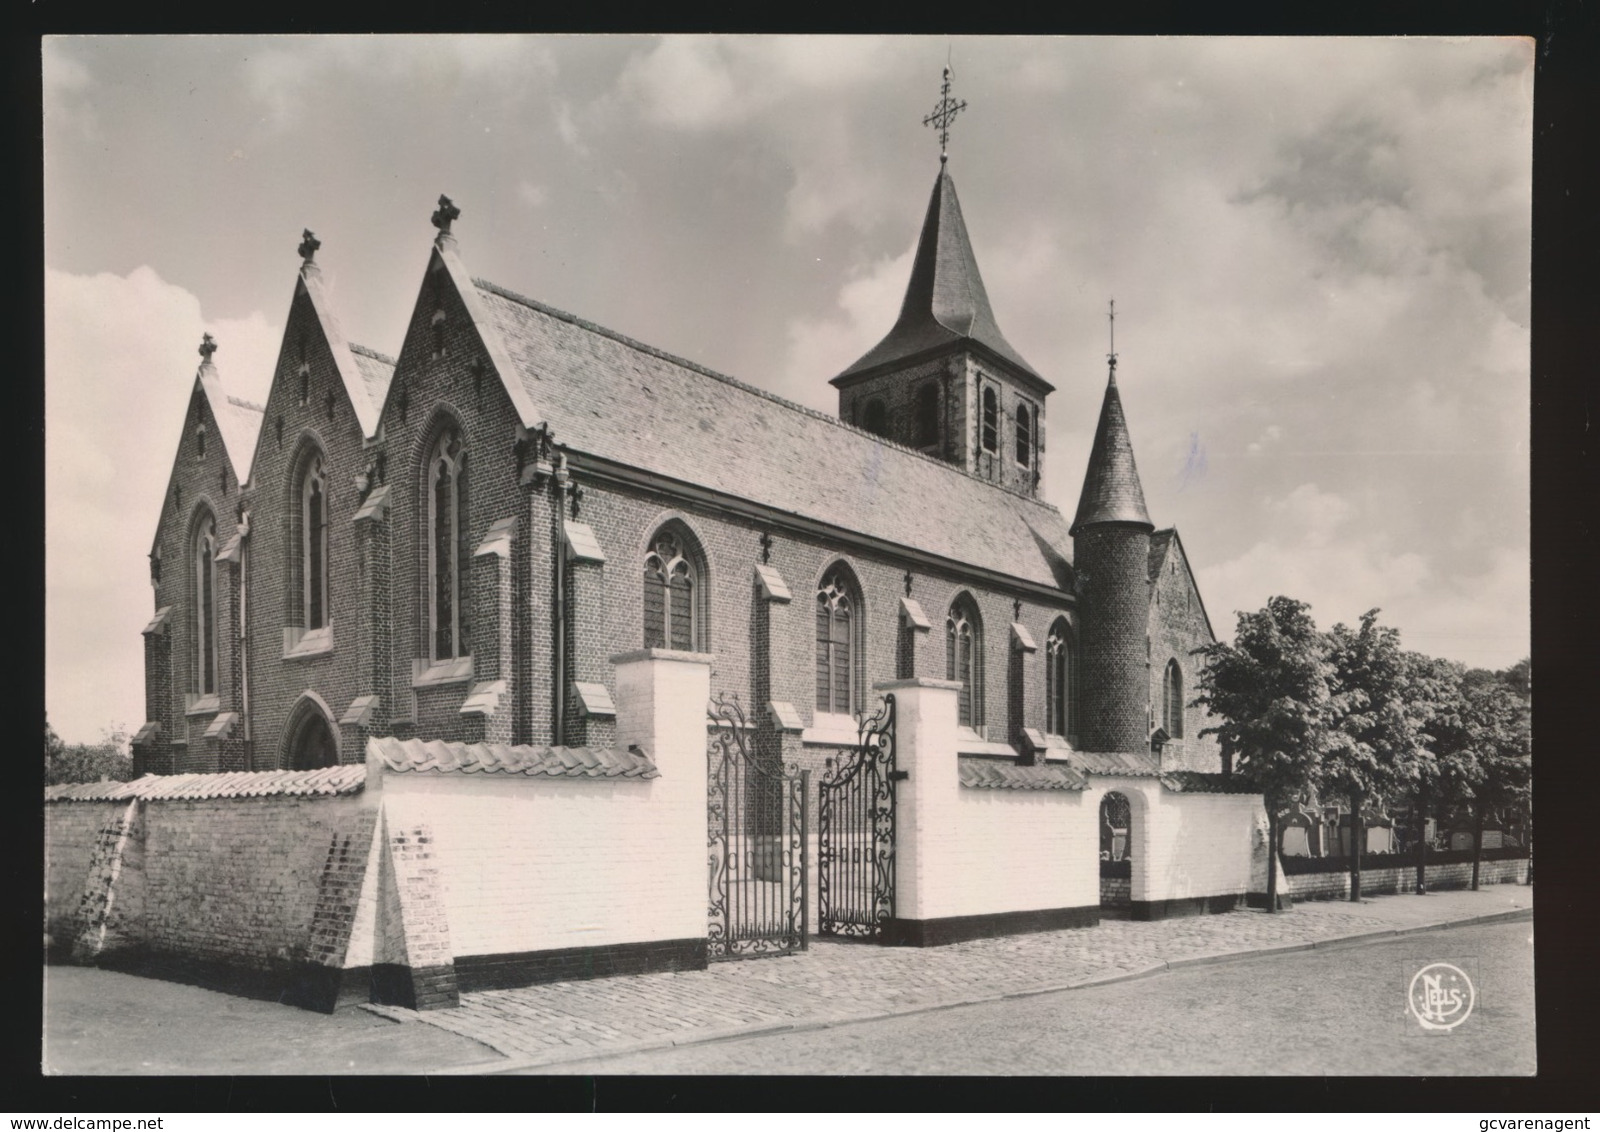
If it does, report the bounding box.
[45,717,134,786]
[1194,596,1332,914]
[1455,668,1532,889]
[1322,610,1426,902]
[1409,652,1470,894]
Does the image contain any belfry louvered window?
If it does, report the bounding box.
[428,430,470,661]
[981,387,998,454]
[916,383,940,448]
[644,529,697,651]
[815,567,860,716]
[947,593,984,728]
[1016,404,1032,467]
[194,513,218,695]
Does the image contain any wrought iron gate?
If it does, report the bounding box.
[818,694,898,938]
[707,694,809,959]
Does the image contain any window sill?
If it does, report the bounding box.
[413,655,474,688]
[185,693,220,717]
[958,738,1020,757]
[282,625,334,660]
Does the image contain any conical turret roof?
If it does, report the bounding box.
[832,166,1046,387]
[1071,368,1152,533]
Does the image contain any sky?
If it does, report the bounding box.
[43,35,1533,746]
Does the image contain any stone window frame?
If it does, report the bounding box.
[426,425,471,664]
[1045,616,1078,744]
[642,519,710,653]
[814,560,866,721]
[190,507,220,705]
[980,385,999,455]
[1162,657,1185,739]
[946,590,985,730]
[283,437,335,659]
[1015,401,1033,468]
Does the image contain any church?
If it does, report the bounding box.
[133,156,1222,800]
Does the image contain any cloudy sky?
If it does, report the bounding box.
[44,35,1532,745]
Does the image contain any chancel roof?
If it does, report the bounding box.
[472,278,1076,590]
[833,167,1045,387]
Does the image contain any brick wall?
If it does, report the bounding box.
[1147,536,1223,772]
[1076,525,1153,753]
[1287,858,1528,901]
[836,352,1046,498]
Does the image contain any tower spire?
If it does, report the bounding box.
[1072,302,1152,534]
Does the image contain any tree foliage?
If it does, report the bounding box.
[1194,595,1331,813]
[45,717,134,786]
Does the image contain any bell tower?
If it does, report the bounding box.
[830,67,1053,497]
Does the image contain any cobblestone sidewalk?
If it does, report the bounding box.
[365,885,1532,1071]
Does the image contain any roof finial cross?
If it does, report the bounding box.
[1107,298,1118,381]
[431,194,461,240]
[922,63,967,164]
[298,228,321,265]
[198,332,217,364]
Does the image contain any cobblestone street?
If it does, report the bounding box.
[366,885,1532,1072]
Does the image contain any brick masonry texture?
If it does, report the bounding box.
[1146,533,1222,772]
[1076,525,1152,754]
[1286,858,1527,901]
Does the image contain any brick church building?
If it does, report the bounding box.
[132,149,1222,806]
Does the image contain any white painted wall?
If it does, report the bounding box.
[1087,778,1261,904]
[364,648,711,960]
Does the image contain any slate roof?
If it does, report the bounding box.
[1159,771,1260,795]
[349,343,396,415]
[958,757,1089,791]
[1071,372,1152,534]
[833,167,1046,387]
[296,267,387,439]
[1070,749,1164,777]
[473,279,1076,590]
[368,737,659,780]
[44,766,364,803]
[196,359,265,483]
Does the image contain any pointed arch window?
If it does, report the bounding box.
[863,398,888,438]
[1046,618,1077,740]
[302,454,330,631]
[815,567,861,716]
[644,528,699,651]
[981,387,998,454]
[194,513,218,696]
[1162,659,1184,739]
[1016,404,1032,467]
[916,383,940,448]
[947,594,984,728]
[428,430,470,661]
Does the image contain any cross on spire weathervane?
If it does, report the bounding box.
[1107,298,1118,378]
[922,64,967,163]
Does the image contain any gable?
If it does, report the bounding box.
[472,278,1076,591]
[1147,527,1216,643]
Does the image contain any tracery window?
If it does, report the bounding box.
[194,513,218,695]
[301,455,329,630]
[916,383,940,448]
[428,430,469,660]
[1016,404,1032,467]
[643,528,699,650]
[1046,618,1076,740]
[815,567,861,716]
[946,593,984,728]
[1162,659,1184,739]
[981,387,998,454]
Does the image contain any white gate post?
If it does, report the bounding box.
[871,677,962,929]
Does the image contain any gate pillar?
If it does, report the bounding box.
[872,677,962,930]
[612,648,715,948]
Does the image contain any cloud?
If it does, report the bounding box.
[781,247,914,402]
[244,35,558,130]
[1196,481,1525,670]
[517,181,547,208]
[46,267,281,745]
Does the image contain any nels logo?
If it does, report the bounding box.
[1408,962,1476,1031]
